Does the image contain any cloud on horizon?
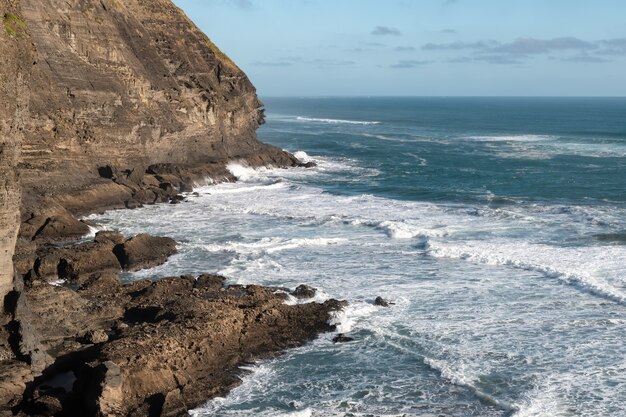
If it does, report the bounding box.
[423,36,626,65]
[372,26,402,36]
[390,60,430,68]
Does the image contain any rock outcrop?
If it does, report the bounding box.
[12,275,344,416]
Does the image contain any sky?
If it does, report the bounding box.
[172,0,626,96]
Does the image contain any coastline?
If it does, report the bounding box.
[2,156,346,416]
[0,0,343,413]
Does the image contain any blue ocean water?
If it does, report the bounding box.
[91,98,626,417]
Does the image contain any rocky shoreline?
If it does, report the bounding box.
[0,0,344,413]
[2,160,346,417]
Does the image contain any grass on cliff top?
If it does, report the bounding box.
[3,13,27,37]
[203,35,239,70]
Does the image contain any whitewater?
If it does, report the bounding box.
[90,97,626,417]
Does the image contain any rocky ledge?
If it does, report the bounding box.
[2,230,345,416]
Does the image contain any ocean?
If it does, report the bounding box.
[90,97,626,416]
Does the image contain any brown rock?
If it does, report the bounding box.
[194,274,226,291]
[292,284,317,299]
[113,234,177,271]
[85,329,109,344]
[94,231,125,245]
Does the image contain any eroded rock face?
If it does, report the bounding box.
[0,0,33,310]
[18,0,298,200]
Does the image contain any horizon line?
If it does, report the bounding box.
[259,95,626,99]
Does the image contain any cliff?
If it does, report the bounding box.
[0,1,335,415]
[20,0,289,194]
[1,0,33,325]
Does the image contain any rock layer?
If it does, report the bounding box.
[19,0,293,198]
[0,0,33,311]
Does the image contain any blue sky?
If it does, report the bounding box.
[172,0,626,96]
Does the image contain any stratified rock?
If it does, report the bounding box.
[113,234,177,271]
[0,0,33,305]
[292,284,317,299]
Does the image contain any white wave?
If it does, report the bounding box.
[328,301,377,334]
[512,384,565,417]
[296,116,380,125]
[293,151,312,162]
[428,239,626,304]
[201,237,349,255]
[423,357,518,412]
[465,135,556,142]
[227,162,270,182]
[403,152,428,166]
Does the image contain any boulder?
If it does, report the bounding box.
[94,231,125,245]
[374,296,393,307]
[113,234,177,271]
[291,284,317,300]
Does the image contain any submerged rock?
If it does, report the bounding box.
[333,334,355,343]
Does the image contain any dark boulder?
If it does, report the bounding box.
[332,334,354,343]
[291,284,317,299]
[374,296,392,307]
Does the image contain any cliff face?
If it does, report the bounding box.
[19,0,280,196]
[0,0,32,308]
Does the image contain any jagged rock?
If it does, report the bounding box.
[113,234,177,271]
[10,274,345,416]
[292,284,317,299]
[374,296,392,307]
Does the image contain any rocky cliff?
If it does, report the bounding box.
[1,0,33,317]
[0,1,336,416]
[20,0,289,195]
